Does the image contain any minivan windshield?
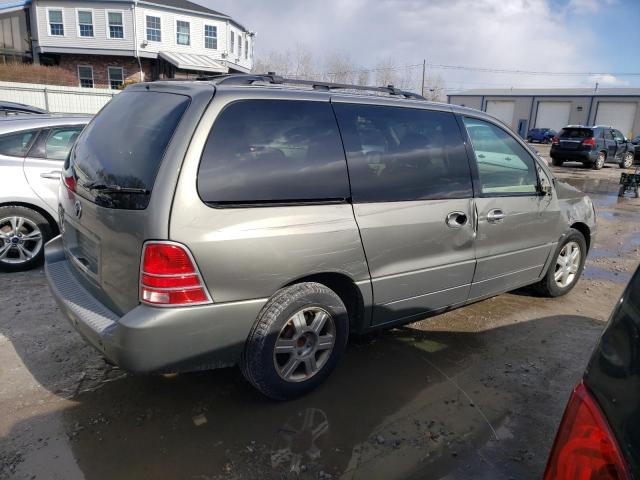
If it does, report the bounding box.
[559,128,593,139]
[70,90,190,209]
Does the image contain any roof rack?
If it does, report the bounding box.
[195,73,426,100]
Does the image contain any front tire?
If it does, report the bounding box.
[0,206,52,272]
[241,282,349,400]
[535,228,587,297]
[620,152,634,169]
[593,151,606,170]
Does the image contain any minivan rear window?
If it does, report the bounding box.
[559,128,593,138]
[197,100,349,205]
[71,91,190,209]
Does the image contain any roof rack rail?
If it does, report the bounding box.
[197,73,426,100]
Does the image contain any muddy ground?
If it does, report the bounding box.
[1,148,639,480]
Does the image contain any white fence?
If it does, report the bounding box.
[0,81,120,114]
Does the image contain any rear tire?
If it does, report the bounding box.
[551,157,564,167]
[620,152,634,169]
[593,151,606,170]
[0,206,52,272]
[535,229,587,297]
[241,282,349,400]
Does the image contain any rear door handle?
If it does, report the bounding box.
[487,209,505,223]
[446,211,468,229]
[40,170,61,179]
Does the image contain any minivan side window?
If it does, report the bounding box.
[197,100,349,205]
[463,117,538,196]
[0,130,37,157]
[333,104,473,202]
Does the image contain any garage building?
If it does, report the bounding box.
[447,88,640,139]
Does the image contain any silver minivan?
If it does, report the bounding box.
[45,75,596,399]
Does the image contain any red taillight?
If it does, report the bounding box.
[63,174,76,192]
[544,382,630,480]
[552,136,560,145]
[140,242,211,306]
[582,137,597,147]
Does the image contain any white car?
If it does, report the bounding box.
[0,114,90,271]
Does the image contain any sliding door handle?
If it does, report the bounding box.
[487,209,505,223]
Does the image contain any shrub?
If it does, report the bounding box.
[0,63,77,86]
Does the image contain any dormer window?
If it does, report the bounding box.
[107,11,124,39]
[204,25,217,49]
[48,9,64,36]
[176,20,190,45]
[77,10,94,37]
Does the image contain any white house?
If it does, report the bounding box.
[20,0,254,88]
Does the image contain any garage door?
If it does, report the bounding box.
[535,102,571,132]
[485,101,515,127]
[595,102,638,137]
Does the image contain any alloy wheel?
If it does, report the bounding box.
[273,307,336,382]
[0,216,43,265]
[554,241,581,289]
[622,153,634,169]
[596,153,606,169]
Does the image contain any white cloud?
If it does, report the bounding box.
[588,74,630,86]
[201,0,611,91]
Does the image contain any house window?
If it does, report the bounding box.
[108,66,124,90]
[230,31,234,54]
[48,9,64,36]
[77,10,93,37]
[239,36,242,58]
[77,65,93,88]
[107,11,124,39]
[245,39,249,59]
[146,15,161,42]
[204,24,217,49]
[176,20,190,45]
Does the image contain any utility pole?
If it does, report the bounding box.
[421,59,426,97]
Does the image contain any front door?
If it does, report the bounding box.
[517,119,528,139]
[333,101,476,326]
[612,129,627,160]
[604,128,617,160]
[24,126,83,212]
[462,116,562,300]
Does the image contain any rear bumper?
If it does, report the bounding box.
[550,148,597,163]
[45,236,266,373]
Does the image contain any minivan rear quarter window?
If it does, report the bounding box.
[333,104,473,202]
[197,100,349,205]
[71,91,190,209]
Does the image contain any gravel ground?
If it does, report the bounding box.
[1,151,639,480]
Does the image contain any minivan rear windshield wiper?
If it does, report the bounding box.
[83,182,150,194]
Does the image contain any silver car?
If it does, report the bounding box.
[45,75,596,399]
[0,114,90,271]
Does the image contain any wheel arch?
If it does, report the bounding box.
[570,222,591,252]
[0,201,59,236]
[284,272,368,335]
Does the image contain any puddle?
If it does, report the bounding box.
[583,266,632,284]
[5,317,606,480]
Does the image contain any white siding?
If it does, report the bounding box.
[136,5,253,71]
[35,0,135,52]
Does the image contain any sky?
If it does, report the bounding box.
[199,0,640,93]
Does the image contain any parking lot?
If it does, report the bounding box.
[1,145,639,480]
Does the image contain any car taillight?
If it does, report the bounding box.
[552,136,560,145]
[140,242,212,306]
[544,382,630,480]
[582,137,597,147]
[63,174,76,192]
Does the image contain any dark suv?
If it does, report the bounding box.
[526,128,556,144]
[550,126,636,169]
